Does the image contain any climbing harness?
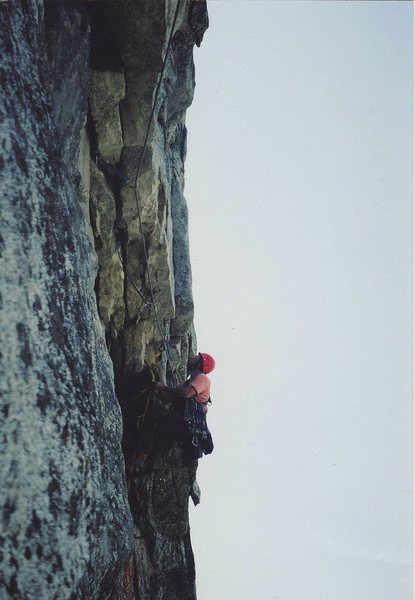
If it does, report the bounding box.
[184,398,214,459]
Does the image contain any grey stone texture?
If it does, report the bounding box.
[0,2,133,599]
[0,1,208,599]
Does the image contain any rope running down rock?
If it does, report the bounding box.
[127,0,182,380]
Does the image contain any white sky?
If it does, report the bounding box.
[184,2,413,599]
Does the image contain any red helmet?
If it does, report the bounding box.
[199,352,215,374]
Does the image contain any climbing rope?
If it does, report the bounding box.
[128,0,182,381]
[116,248,152,309]
[92,1,183,383]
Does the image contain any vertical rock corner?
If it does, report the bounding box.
[0,1,209,599]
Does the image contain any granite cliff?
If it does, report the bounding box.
[0,1,208,598]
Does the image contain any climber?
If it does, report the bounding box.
[155,352,215,410]
[156,352,215,459]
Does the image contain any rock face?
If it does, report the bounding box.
[0,1,208,599]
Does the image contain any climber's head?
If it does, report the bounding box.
[188,352,215,375]
[198,352,215,374]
